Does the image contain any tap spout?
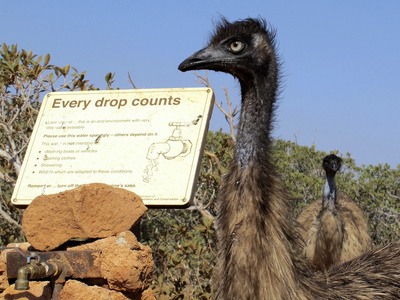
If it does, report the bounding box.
[14,259,62,290]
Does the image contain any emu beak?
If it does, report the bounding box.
[331,162,340,172]
[178,46,226,72]
[178,48,210,72]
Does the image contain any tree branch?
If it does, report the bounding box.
[128,72,137,89]
[0,207,22,229]
[194,72,238,143]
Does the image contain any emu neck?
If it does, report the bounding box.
[311,171,342,271]
[323,172,337,211]
[214,70,307,298]
[235,74,277,169]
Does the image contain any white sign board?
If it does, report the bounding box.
[12,88,214,207]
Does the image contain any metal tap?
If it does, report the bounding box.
[15,258,62,290]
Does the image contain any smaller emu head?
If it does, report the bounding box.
[323,154,342,176]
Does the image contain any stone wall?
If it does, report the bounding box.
[0,184,155,300]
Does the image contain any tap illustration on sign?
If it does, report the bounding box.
[143,116,202,183]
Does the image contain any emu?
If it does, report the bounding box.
[179,17,400,300]
[297,154,371,271]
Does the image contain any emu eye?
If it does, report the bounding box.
[229,41,244,53]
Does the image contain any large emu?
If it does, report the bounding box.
[297,154,371,271]
[179,17,400,300]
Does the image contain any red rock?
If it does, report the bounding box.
[67,231,154,294]
[0,281,52,300]
[22,183,147,251]
[140,288,155,300]
[60,280,130,300]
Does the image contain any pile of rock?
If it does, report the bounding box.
[0,183,154,300]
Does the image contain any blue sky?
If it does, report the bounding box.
[2,1,399,167]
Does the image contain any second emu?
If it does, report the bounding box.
[297,154,371,271]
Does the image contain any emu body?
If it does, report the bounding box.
[179,17,400,300]
[298,154,371,270]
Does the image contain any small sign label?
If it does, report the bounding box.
[12,88,214,207]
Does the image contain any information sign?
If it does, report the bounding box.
[11,88,214,207]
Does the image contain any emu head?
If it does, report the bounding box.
[323,154,342,176]
[178,18,279,85]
